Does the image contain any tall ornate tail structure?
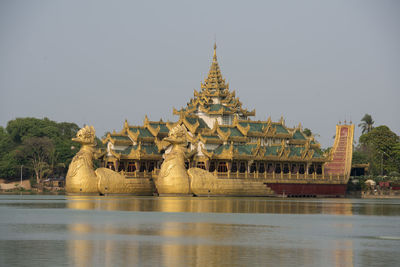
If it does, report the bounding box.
[324,124,354,183]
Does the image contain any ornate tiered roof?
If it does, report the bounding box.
[174,44,255,117]
[102,44,328,164]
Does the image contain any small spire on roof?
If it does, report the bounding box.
[213,42,217,62]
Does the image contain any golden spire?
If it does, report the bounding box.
[213,42,217,62]
[201,42,227,91]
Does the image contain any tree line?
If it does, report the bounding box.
[0,117,81,184]
[353,114,400,176]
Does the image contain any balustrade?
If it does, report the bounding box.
[122,167,348,182]
[124,171,155,178]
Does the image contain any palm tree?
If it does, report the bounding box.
[358,114,374,134]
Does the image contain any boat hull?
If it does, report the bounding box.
[266,183,347,197]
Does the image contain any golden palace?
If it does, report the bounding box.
[66,44,354,197]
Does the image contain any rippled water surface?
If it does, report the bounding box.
[0,195,399,267]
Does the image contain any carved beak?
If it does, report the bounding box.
[163,136,175,143]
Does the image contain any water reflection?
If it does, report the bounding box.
[64,197,360,266]
[66,196,357,215]
[1,196,399,266]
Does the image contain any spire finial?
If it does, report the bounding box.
[213,42,217,62]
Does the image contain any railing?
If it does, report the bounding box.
[214,171,347,181]
[120,168,347,182]
[123,169,159,178]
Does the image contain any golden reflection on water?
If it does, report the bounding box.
[66,196,354,215]
[65,197,356,266]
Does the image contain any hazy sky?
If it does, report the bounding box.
[1,0,399,147]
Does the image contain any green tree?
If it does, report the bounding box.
[359,125,400,175]
[6,117,60,142]
[0,151,19,178]
[0,117,87,180]
[0,127,19,178]
[352,150,368,164]
[19,137,55,184]
[303,128,312,137]
[358,114,374,134]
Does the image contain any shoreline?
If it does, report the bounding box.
[0,191,65,195]
[1,190,400,199]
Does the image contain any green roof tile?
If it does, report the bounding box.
[115,146,134,155]
[185,116,197,125]
[235,144,256,155]
[312,150,323,158]
[111,135,131,141]
[230,128,244,137]
[209,104,223,111]
[149,123,169,133]
[219,126,244,137]
[213,144,230,155]
[293,130,306,140]
[139,128,153,137]
[289,147,303,157]
[185,116,209,129]
[129,127,154,137]
[265,146,280,156]
[208,104,232,112]
[197,118,209,128]
[115,144,160,155]
[202,135,219,139]
[143,144,159,154]
[239,122,269,133]
[219,127,229,133]
[274,125,289,134]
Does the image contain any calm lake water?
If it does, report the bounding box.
[0,195,399,267]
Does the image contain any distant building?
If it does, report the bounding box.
[351,163,369,176]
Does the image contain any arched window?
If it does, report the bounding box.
[259,163,265,173]
[299,164,305,174]
[291,164,298,173]
[267,163,274,173]
[231,162,237,172]
[239,162,246,173]
[148,161,155,172]
[118,162,125,172]
[316,164,322,174]
[139,162,147,172]
[308,164,315,174]
[217,162,228,172]
[250,163,257,173]
[275,164,281,174]
[283,163,289,174]
[209,161,216,172]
